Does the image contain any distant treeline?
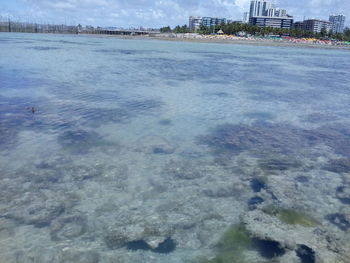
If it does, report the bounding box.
[160,23,350,41]
[0,18,111,34]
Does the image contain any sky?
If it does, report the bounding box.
[0,0,349,28]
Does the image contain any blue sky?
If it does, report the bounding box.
[0,0,349,28]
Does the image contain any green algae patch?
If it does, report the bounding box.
[278,209,319,227]
[191,224,251,263]
[218,224,252,251]
[263,206,319,227]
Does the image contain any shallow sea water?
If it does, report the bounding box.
[1,33,350,263]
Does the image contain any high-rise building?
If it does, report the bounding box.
[243,12,249,23]
[248,0,292,29]
[303,19,332,34]
[329,15,346,33]
[249,0,274,18]
[274,9,287,17]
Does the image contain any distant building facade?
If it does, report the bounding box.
[243,12,249,23]
[250,16,293,29]
[189,16,226,31]
[248,0,293,29]
[202,17,226,28]
[293,21,304,30]
[329,15,346,33]
[249,0,274,18]
[303,19,332,33]
[189,16,203,31]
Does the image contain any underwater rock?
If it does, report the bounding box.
[242,210,343,263]
[253,238,286,259]
[105,229,130,250]
[126,238,176,254]
[4,196,65,227]
[57,129,104,154]
[326,213,350,231]
[258,157,303,172]
[250,178,266,193]
[105,224,174,251]
[135,135,176,155]
[248,196,264,210]
[323,159,350,173]
[50,214,87,241]
[296,244,316,263]
[296,176,309,183]
[203,184,243,198]
[152,238,176,254]
[336,186,350,204]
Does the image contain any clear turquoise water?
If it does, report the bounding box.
[0,33,350,263]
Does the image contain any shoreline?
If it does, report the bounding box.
[79,33,350,51]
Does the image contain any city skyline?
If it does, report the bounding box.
[0,0,349,28]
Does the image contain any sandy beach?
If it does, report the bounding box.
[81,32,350,50]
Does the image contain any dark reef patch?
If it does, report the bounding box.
[197,121,350,159]
[252,239,286,259]
[296,176,310,183]
[323,159,350,173]
[27,46,61,51]
[335,186,350,204]
[296,244,316,263]
[248,196,264,210]
[57,129,105,154]
[126,238,176,254]
[153,238,176,254]
[258,157,303,172]
[126,240,151,251]
[325,213,350,231]
[250,178,266,193]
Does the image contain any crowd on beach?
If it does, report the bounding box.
[159,33,350,47]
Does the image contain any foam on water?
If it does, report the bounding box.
[1,32,350,263]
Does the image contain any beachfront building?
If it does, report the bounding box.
[189,16,226,31]
[293,21,304,30]
[250,16,293,29]
[303,19,332,34]
[189,16,203,31]
[248,0,292,29]
[202,17,226,28]
[329,15,346,33]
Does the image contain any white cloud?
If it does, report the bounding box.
[3,0,349,27]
